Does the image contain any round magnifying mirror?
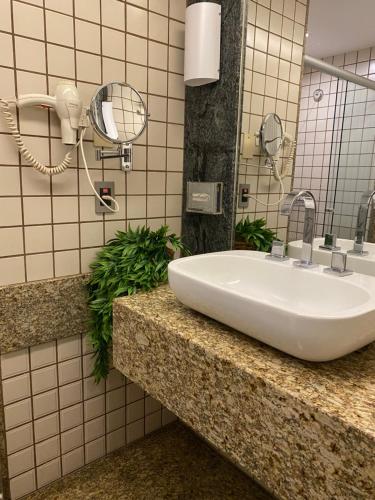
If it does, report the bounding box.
[89,82,148,144]
[260,113,283,158]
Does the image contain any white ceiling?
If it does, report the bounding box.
[306,0,375,58]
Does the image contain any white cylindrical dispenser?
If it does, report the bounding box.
[184,2,222,87]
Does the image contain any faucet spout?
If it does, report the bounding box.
[348,190,375,255]
[280,190,317,268]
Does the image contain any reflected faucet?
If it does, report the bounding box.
[348,190,375,256]
[281,190,317,268]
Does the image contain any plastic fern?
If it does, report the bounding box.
[87,225,188,382]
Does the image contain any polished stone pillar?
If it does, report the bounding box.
[182,0,246,254]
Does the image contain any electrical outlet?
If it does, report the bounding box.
[94,181,115,213]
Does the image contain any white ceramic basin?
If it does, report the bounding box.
[168,251,375,362]
[288,238,375,277]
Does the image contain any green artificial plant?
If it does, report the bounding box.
[235,217,277,252]
[87,225,187,382]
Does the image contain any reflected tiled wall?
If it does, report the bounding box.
[289,46,375,242]
[1,334,175,499]
[0,0,186,286]
[237,0,308,240]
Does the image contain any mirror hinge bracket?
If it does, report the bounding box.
[120,143,132,172]
[95,143,133,172]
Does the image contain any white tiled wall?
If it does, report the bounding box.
[1,334,175,499]
[289,46,375,242]
[0,0,186,286]
[237,0,308,239]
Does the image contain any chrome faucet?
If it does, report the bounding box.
[281,190,317,268]
[348,190,375,256]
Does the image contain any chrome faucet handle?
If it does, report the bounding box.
[324,251,353,277]
[294,242,318,269]
[348,237,368,256]
[265,240,289,261]
[348,242,367,256]
[319,233,340,251]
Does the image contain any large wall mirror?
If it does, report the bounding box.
[234,0,375,252]
[290,0,375,246]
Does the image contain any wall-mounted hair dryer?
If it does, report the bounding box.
[0,81,84,175]
[16,81,82,145]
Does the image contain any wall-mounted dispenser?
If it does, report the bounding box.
[184,2,221,87]
[186,182,223,214]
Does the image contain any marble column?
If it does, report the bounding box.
[182,0,246,254]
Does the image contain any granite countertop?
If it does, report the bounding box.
[113,285,375,500]
[114,285,374,437]
[0,274,90,353]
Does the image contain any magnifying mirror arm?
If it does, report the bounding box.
[96,143,133,172]
[96,147,129,160]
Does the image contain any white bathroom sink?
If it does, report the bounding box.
[288,238,375,277]
[168,251,375,362]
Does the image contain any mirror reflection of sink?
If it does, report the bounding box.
[288,238,375,277]
[168,251,375,362]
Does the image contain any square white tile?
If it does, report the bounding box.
[31,365,57,395]
[9,469,36,500]
[106,407,125,433]
[36,457,61,489]
[35,435,60,466]
[83,376,105,400]
[3,373,31,405]
[1,349,29,379]
[6,422,34,455]
[57,335,82,362]
[4,398,32,430]
[59,380,83,409]
[60,403,83,432]
[34,413,59,443]
[33,389,59,420]
[85,436,105,464]
[30,342,56,370]
[62,446,84,475]
[84,394,105,422]
[106,427,126,453]
[58,357,82,386]
[106,387,125,413]
[84,415,105,443]
[8,445,35,479]
[61,425,84,454]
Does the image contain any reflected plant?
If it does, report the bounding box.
[235,217,277,252]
